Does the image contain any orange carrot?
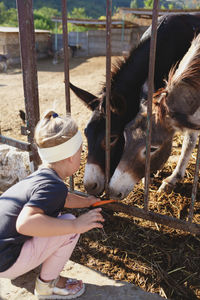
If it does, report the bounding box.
[91,199,117,207]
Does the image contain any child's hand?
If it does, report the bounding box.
[73,208,104,233]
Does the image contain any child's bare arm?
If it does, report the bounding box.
[16,206,104,237]
[64,192,99,208]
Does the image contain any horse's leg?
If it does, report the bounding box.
[158,130,198,193]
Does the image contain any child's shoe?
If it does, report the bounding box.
[34,275,85,299]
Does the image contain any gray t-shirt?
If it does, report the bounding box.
[0,167,68,272]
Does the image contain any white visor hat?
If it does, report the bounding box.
[37,130,83,163]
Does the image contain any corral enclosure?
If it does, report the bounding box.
[1,56,200,299]
[0,27,50,64]
[53,26,147,56]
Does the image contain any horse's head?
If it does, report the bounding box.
[108,102,174,199]
[70,82,127,195]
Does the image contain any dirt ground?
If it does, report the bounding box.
[1,57,200,300]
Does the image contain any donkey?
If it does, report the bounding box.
[108,33,200,199]
[70,13,200,196]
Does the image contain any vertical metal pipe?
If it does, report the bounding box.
[105,0,112,196]
[188,135,200,223]
[121,12,125,52]
[87,31,89,56]
[61,0,74,190]
[62,0,71,113]
[144,0,159,211]
[16,0,40,170]
[76,31,79,46]
[55,21,58,51]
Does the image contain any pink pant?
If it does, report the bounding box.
[0,214,79,281]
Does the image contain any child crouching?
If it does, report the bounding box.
[0,110,104,299]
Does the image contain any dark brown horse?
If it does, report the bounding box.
[70,13,200,196]
[109,33,200,199]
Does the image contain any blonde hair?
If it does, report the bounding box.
[34,110,78,148]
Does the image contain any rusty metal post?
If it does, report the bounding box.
[105,201,200,235]
[61,0,74,190]
[188,135,200,223]
[62,0,71,114]
[144,0,159,211]
[0,135,31,151]
[16,0,40,170]
[105,0,112,196]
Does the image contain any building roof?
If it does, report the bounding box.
[52,18,138,29]
[119,8,200,19]
[0,26,50,33]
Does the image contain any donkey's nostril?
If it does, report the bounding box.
[92,183,98,190]
[117,193,122,199]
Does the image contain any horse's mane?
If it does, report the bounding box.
[154,34,200,124]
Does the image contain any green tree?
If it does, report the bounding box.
[0,3,18,27]
[143,0,153,8]
[69,7,88,19]
[168,3,175,9]
[130,0,144,8]
[6,8,18,26]
[34,7,60,19]
[33,7,60,31]
[68,8,91,32]
[0,2,7,23]
[34,13,54,30]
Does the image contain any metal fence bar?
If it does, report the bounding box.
[144,0,159,211]
[62,0,71,114]
[105,201,200,235]
[188,135,200,223]
[16,0,40,169]
[105,0,112,195]
[0,135,31,152]
[61,0,74,191]
[1,1,198,235]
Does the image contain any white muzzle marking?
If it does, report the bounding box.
[84,163,105,195]
[109,168,137,199]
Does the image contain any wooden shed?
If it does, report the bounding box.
[0,26,50,64]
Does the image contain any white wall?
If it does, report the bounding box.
[53,26,148,57]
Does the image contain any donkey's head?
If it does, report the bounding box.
[70,82,127,195]
[153,33,200,131]
[108,102,174,199]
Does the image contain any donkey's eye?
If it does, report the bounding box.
[141,146,159,157]
[110,135,119,146]
[101,135,119,149]
[150,146,159,153]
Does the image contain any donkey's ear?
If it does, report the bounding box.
[140,98,147,113]
[110,92,127,115]
[70,82,99,111]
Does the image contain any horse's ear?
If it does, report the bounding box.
[70,82,99,111]
[110,93,127,115]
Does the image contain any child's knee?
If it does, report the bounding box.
[58,213,76,220]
